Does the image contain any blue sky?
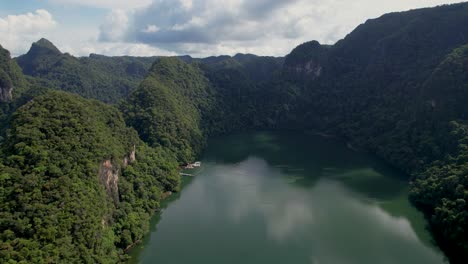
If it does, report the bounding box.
[0,0,466,57]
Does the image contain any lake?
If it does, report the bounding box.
[129,131,446,264]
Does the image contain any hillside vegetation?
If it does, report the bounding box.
[0,2,467,263]
[120,3,468,262]
[15,39,156,104]
[0,91,179,263]
[271,3,468,261]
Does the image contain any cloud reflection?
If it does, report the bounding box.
[209,157,445,263]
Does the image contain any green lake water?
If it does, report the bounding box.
[129,131,446,264]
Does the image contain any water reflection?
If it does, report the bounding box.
[129,132,446,264]
[214,158,315,242]
[211,157,444,263]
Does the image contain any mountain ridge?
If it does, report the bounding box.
[1,2,467,263]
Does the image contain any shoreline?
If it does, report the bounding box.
[124,191,173,253]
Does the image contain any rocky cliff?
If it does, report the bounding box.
[99,145,136,203]
[282,41,329,81]
[0,45,26,102]
[0,76,13,102]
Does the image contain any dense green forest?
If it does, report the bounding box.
[0,46,28,103]
[0,45,30,144]
[0,90,180,262]
[15,39,157,104]
[120,57,216,163]
[1,2,467,263]
[14,39,284,106]
[279,5,468,262]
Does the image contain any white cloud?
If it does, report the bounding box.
[99,9,129,41]
[3,0,467,57]
[180,0,194,10]
[142,24,160,33]
[48,0,152,10]
[0,9,57,56]
[114,0,467,57]
[197,157,444,264]
[61,41,176,57]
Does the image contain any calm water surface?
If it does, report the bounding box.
[129,131,446,264]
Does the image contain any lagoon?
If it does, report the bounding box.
[129,131,446,264]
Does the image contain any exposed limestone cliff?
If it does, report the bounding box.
[0,45,27,102]
[0,79,13,102]
[282,40,329,81]
[99,146,137,203]
[99,159,120,203]
[123,145,136,167]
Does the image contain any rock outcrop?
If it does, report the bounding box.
[0,78,13,102]
[0,45,26,102]
[99,159,120,203]
[99,146,137,203]
[282,40,329,81]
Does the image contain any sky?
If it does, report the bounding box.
[0,0,466,57]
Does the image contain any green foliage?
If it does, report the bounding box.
[0,44,32,150]
[121,54,285,160]
[408,46,468,261]
[0,45,28,101]
[1,3,468,263]
[16,39,156,104]
[121,57,216,163]
[268,4,468,262]
[410,132,468,260]
[113,145,179,249]
[0,91,180,263]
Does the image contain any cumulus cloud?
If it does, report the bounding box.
[126,0,295,45]
[98,9,129,41]
[3,0,465,57]
[48,0,152,10]
[0,9,57,56]
[142,25,160,33]
[96,0,466,57]
[66,42,177,57]
[49,32,175,57]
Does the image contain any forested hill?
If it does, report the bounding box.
[0,45,29,142]
[0,45,27,102]
[279,2,468,169]
[15,39,157,103]
[121,57,216,164]
[0,89,181,263]
[272,3,468,262]
[1,42,182,263]
[14,39,284,104]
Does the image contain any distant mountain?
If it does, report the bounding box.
[15,39,157,103]
[15,38,62,75]
[14,39,284,104]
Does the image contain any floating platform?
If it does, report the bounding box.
[183,161,202,169]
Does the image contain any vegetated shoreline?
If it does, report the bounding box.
[126,131,448,264]
[123,191,174,253]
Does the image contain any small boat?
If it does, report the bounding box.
[193,161,202,167]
